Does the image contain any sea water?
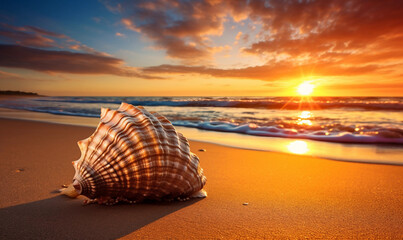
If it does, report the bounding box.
[1,96,402,164]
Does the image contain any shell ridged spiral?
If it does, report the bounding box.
[71,103,206,203]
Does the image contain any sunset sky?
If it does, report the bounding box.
[0,0,402,96]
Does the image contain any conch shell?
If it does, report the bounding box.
[62,103,207,205]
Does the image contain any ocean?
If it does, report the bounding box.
[1,96,402,164]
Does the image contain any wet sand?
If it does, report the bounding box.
[0,118,402,239]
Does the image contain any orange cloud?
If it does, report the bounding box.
[322,82,403,90]
[235,32,242,41]
[121,19,140,32]
[104,0,403,83]
[142,61,381,81]
[242,0,403,75]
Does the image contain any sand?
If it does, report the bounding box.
[0,118,402,239]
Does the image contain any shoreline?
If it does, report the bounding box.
[0,106,402,165]
[0,118,402,239]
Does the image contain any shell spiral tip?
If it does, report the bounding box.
[191,189,207,198]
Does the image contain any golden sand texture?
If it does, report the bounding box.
[0,118,402,239]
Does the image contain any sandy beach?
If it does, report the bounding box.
[0,118,401,239]
[2,0,403,238]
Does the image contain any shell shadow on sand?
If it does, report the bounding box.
[0,195,202,239]
[0,115,206,239]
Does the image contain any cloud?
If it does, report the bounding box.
[0,24,161,79]
[25,26,68,39]
[241,33,249,44]
[242,0,403,65]
[142,61,381,81]
[0,23,55,48]
[0,70,23,80]
[0,70,52,82]
[323,82,403,90]
[121,19,140,33]
[104,0,403,82]
[235,32,242,41]
[0,23,108,56]
[2,0,402,87]
[116,32,125,37]
[234,31,242,45]
[0,44,161,79]
[108,0,236,63]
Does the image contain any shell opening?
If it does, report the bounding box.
[72,179,82,195]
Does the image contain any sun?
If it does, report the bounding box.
[297,82,315,96]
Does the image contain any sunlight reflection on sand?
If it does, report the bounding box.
[287,140,309,154]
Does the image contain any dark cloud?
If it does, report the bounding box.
[0,23,55,48]
[0,24,161,79]
[0,44,161,79]
[0,23,107,56]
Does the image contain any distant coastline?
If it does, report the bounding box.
[0,90,40,96]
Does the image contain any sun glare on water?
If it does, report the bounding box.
[297,82,315,96]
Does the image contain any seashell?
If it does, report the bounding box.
[68,103,207,204]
